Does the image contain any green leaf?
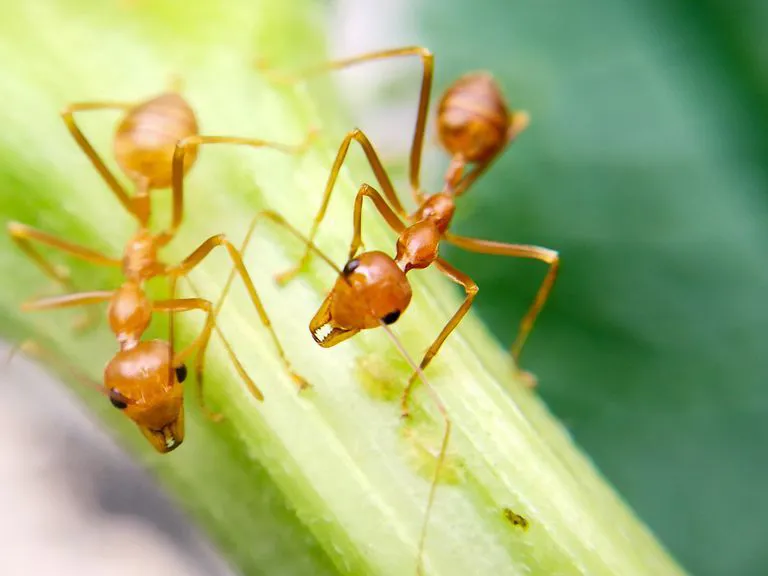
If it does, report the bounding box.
[0,1,684,575]
[417,1,768,574]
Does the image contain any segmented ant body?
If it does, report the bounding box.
[9,87,312,451]
[275,47,560,414]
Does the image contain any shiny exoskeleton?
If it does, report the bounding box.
[8,87,313,452]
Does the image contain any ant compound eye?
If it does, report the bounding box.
[382,310,401,325]
[175,364,188,383]
[342,258,360,276]
[109,389,128,410]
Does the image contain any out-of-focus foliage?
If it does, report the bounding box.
[418,1,768,574]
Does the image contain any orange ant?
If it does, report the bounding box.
[271,47,560,415]
[8,85,313,452]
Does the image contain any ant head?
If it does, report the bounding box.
[436,72,511,164]
[114,92,199,189]
[310,251,412,347]
[104,340,185,453]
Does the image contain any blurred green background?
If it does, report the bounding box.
[413,1,768,574]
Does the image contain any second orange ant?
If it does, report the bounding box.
[271,47,560,415]
[8,84,313,452]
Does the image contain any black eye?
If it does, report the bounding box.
[342,258,360,276]
[109,390,128,410]
[175,364,187,383]
[382,310,401,325]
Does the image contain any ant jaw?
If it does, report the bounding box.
[138,410,185,454]
[309,293,360,347]
[310,322,359,348]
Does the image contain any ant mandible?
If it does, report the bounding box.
[8,84,313,452]
[272,47,560,415]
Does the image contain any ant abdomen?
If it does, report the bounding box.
[114,92,199,188]
[436,72,510,163]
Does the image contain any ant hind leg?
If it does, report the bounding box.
[445,232,560,385]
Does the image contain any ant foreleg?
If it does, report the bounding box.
[152,296,262,420]
[348,183,407,259]
[276,128,409,284]
[400,259,477,418]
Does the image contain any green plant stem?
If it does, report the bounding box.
[0,1,685,575]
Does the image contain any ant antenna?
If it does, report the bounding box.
[379,320,451,576]
[168,275,178,393]
[7,340,134,405]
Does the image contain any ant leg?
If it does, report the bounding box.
[153,296,263,420]
[20,291,113,313]
[379,322,450,576]
[8,222,121,279]
[181,274,265,419]
[165,234,309,391]
[452,110,531,197]
[210,210,342,358]
[445,233,560,380]
[401,259,478,418]
[60,102,135,217]
[7,222,121,331]
[348,183,407,259]
[259,47,434,207]
[217,210,341,319]
[277,128,410,284]
[158,132,317,247]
